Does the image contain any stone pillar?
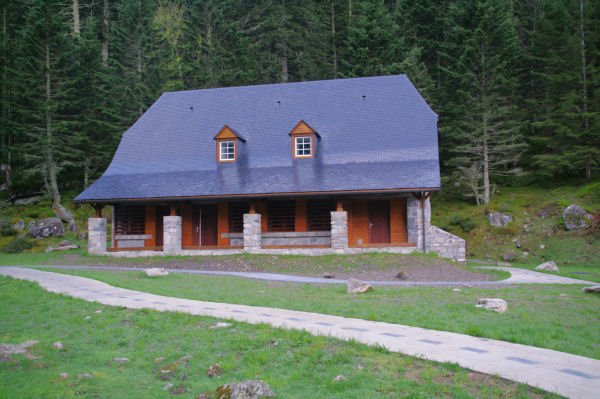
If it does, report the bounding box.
[163,216,182,255]
[243,213,262,252]
[407,195,430,251]
[88,218,107,255]
[330,211,348,253]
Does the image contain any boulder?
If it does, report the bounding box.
[14,195,43,206]
[476,298,508,313]
[78,232,88,240]
[28,218,64,238]
[537,203,559,219]
[0,340,39,362]
[67,221,79,232]
[563,204,593,230]
[206,363,223,377]
[11,219,25,231]
[488,212,513,227]
[395,271,407,280]
[216,380,275,399]
[535,261,559,272]
[347,278,373,294]
[502,253,517,262]
[144,268,169,277]
[583,286,600,294]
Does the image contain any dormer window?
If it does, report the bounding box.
[214,125,245,163]
[289,120,319,159]
[220,140,236,161]
[295,136,312,157]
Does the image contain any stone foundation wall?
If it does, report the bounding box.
[407,196,431,250]
[243,213,262,251]
[427,225,466,262]
[88,218,107,255]
[163,216,182,255]
[225,231,331,246]
[330,211,348,252]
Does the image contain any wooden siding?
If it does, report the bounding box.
[257,202,268,232]
[213,125,239,140]
[218,202,229,246]
[144,205,156,247]
[181,204,193,247]
[390,197,408,243]
[289,120,315,135]
[295,200,307,232]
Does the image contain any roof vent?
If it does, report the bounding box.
[277,100,282,104]
[189,106,194,111]
[361,95,366,99]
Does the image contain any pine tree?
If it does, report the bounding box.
[443,0,526,204]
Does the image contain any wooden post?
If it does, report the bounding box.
[336,199,343,211]
[170,205,177,216]
[92,203,104,218]
[249,203,256,214]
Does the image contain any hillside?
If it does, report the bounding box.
[431,183,600,269]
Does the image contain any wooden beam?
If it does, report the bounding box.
[336,199,343,211]
[170,206,176,216]
[92,203,104,218]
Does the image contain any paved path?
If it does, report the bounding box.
[17,265,597,285]
[1,267,598,398]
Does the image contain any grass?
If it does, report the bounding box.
[35,268,600,360]
[0,276,557,399]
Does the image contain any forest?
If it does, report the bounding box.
[0,0,598,207]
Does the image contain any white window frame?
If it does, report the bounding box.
[219,140,236,161]
[294,136,312,157]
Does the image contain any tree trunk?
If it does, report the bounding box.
[83,157,89,188]
[45,44,60,205]
[331,0,337,78]
[1,4,10,190]
[102,0,109,66]
[72,0,80,36]
[348,0,352,25]
[281,47,288,83]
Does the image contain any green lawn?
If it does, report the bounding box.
[37,268,600,360]
[0,276,557,399]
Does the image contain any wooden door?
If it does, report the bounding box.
[199,204,218,246]
[155,206,171,247]
[368,200,390,244]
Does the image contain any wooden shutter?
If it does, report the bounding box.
[228,202,249,233]
[115,205,145,235]
[306,200,335,231]
[267,201,295,232]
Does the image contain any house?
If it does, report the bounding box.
[74,75,465,261]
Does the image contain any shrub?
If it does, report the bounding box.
[577,182,600,199]
[1,237,33,254]
[447,215,477,232]
[0,219,17,237]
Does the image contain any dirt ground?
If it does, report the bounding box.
[60,253,495,282]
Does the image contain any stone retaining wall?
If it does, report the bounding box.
[427,225,466,262]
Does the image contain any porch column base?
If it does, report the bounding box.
[331,211,348,251]
[163,216,182,254]
[243,213,262,251]
[407,196,430,251]
[88,218,107,255]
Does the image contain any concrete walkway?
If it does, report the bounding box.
[1,267,598,399]
[17,264,597,285]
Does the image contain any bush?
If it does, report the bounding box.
[447,215,477,232]
[1,237,33,254]
[0,226,17,236]
[577,182,600,200]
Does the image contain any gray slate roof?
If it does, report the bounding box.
[75,75,440,203]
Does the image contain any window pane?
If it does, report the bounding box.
[220,141,235,160]
[295,136,311,156]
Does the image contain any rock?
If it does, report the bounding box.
[163,383,173,391]
[502,254,517,262]
[94,310,102,314]
[476,298,508,313]
[14,195,43,206]
[535,261,559,272]
[488,212,513,227]
[113,357,130,363]
[347,278,373,294]
[583,286,600,294]
[395,271,407,280]
[0,340,40,362]
[453,288,461,292]
[144,268,169,277]
[11,219,25,231]
[154,357,166,364]
[322,272,335,279]
[515,239,522,249]
[84,316,91,320]
[216,380,275,399]
[537,203,559,218]
[53,342,63,349]
[210,322,232,329]
[46,240,79,252]
[67,221,79,232]
[563,204,593,230]
[77,373,93,379]
[59,373,68,380]
[78,232,88,240]
[28,218,64,238]
[206,363,223,377]
[559,293,567,297]
[333,375,347,382]
[540,244,545,249]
